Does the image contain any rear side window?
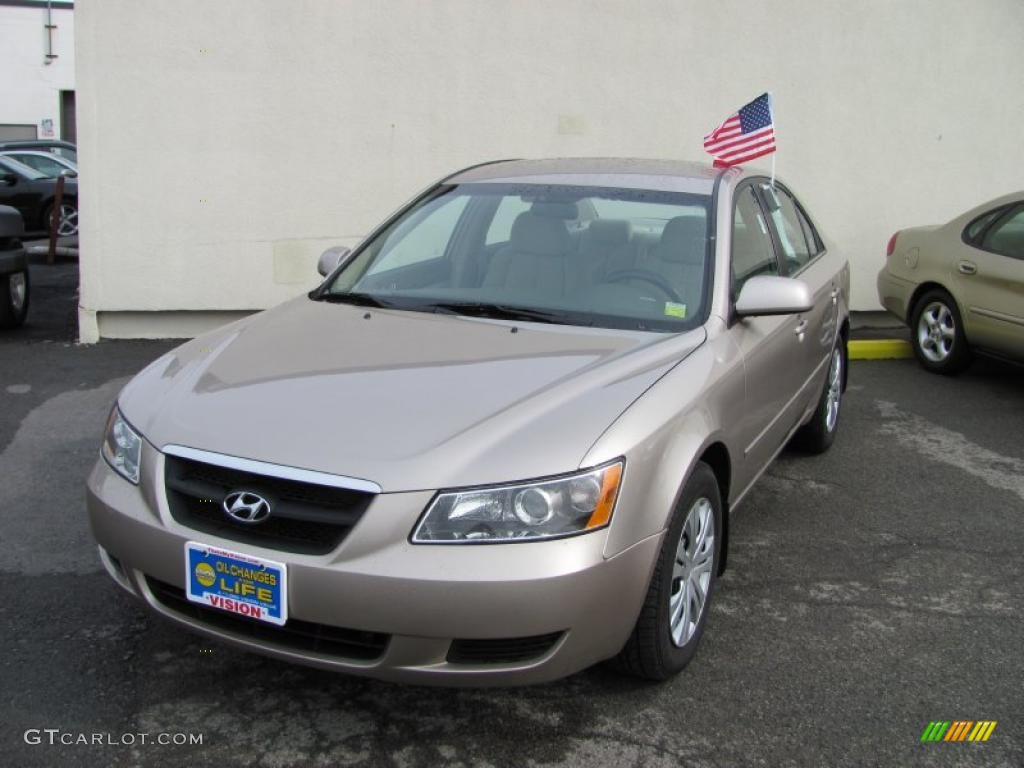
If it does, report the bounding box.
[980,206,1024,260]
[731,186,779,296]
[485,196,532,244]
[964,206,1011,246]
[369,193,469,273]
[760,184,815,272]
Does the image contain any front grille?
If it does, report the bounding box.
[447,632,564,665]
[164,455,374,555]
[147,578,389,661]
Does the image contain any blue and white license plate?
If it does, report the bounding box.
[185,542,287,626]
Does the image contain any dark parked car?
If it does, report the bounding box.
[0,156,78,237]
[0,205,29,329]
[0,139,77,165]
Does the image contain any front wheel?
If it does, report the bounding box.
[791,338,845,454]
[0,268,30,329]
[45,200,78,237]
[613,462,721,680]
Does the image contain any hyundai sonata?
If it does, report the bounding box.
[88,158,849,685]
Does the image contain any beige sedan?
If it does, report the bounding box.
[878,192,1024,374]
[88,159,849,685]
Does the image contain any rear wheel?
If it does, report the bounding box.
[0,268,30,329]
[613,462,721,680]
[791,338,845,454]
[910,289,971,375]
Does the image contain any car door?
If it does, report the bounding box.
[954,204,1024,357]
[727,183,808,482]
[758,182,839,404]
[0,161,43,227]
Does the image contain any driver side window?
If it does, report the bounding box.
[367,193,469,275]
[731,186,779,298]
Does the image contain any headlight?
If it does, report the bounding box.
[411,461,623,543]
[102,406,142,484]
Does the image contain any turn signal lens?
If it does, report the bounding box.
[585,462,623,530]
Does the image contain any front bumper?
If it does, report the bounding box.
[86,445,661,686]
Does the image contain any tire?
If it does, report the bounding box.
[44,199,78,238]
[791,338,846,454]
[910,288,972,375]
[613,462,722,681]
[0,268,30,329]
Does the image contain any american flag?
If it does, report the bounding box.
[703,93,776,167]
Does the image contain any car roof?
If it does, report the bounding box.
[0,149,71,159]
[446,157,734,194]
[0,140,76,151]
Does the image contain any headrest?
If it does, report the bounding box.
[510,212,571,256]
[530,201,578,219]
[654,215,707,265]
[582,219,631,247]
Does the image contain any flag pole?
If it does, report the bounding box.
[768,91,776,188]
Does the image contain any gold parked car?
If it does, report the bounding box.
[88,159,850,685]
[878,192,1024,374]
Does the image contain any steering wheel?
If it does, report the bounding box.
[603,269,683,303]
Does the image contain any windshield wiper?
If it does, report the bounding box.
[426,301,577,325]
[317,292,397,309]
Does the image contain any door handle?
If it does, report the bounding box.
[830,286,839,304]
[958,260,977,275]
[794,319,808,337]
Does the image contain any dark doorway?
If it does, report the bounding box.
[60,90,76,144]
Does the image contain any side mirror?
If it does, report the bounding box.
[317,245,352,277]
[735,276,813,317]
[59,169,78,178]
[0,172,16,187]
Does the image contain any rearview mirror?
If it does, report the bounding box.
[735,276,813,317]
[317,246,352,277]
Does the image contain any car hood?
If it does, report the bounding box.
[119,297,706,492]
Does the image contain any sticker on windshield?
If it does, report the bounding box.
[664,302,687,318]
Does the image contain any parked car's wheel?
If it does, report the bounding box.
[0,268,30,329]
[910,288,972,375]
[613,462,721,680]
[45,199,78,237]
[791,338,846,454]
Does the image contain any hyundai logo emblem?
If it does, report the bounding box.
[222,491,272,525]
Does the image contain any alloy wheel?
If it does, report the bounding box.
[825,346,842,432]
[9,272,26,314]
[52,203,78,237]
[916,301,955,362]
[669,497,715,647]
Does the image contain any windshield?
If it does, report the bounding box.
[5,152,70,178]
[322,183,713,332]
[0,156,48,180]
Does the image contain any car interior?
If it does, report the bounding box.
[343,187,712,328]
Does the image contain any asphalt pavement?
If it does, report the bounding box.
[1,259,1021,767]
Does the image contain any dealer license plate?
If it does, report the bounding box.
[185,542,287,626]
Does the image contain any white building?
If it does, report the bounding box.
[0,0,75,143]
[75,0,1024,341]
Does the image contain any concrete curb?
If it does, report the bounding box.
[848,339,913,360]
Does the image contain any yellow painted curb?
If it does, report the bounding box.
[848,339,913,360]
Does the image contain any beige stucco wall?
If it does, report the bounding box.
[76,0,1024,341]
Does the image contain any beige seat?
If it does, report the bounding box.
[570,219,635,292]
[645,215,707,309]
[482,211,572,300]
